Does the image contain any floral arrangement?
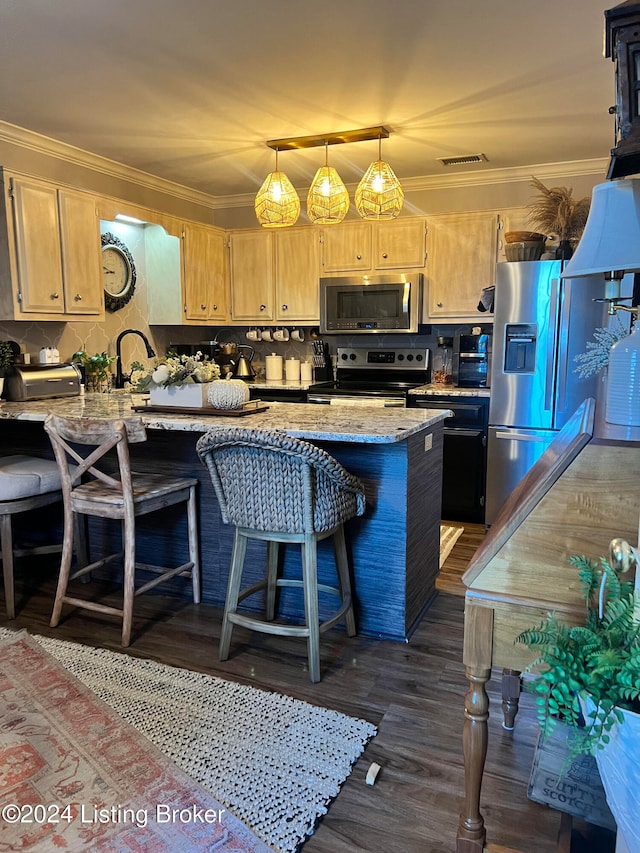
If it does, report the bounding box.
[527,176,590,243]
[573,317,629,379]
[133,351,220,391]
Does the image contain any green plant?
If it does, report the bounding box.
[134,350,220,391]
[71,350,116,381]
[0,340,14,377]
[517,553,640,755]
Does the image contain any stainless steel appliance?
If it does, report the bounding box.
[4,363,82,401]
[307,346,430,407]
[486,260,605,524]
[452,332,492,388]
[319,273,423,334]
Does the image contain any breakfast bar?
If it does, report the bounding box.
[0,394,447,640]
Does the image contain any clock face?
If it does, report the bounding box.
[101,233,136,312]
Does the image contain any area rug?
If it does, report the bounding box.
[0,628,376,853]
[439,524,464,567]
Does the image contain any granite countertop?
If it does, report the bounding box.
[246,378,320,391]
[0,393,449,444]
[409,384,491,398]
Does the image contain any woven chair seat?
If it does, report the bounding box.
[196,427,365,534]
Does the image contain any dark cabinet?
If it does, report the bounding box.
[408,395,489,523]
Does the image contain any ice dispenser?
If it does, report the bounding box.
[504,324,537,373]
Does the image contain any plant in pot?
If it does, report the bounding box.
[133,350,223,408]
[71,350,117,393]
[0,340,15,397]
[527,176,591,259]
[517,549,640,849]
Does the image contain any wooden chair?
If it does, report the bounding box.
[196,427,366,683]
[44,414,200,646]
[0,455,71,619]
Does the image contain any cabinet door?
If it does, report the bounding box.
[374,218,426,269]
[58,189,104,315]
[275,228,321,322]
[229,230,274,321]
[426,212,499,320]
[321,222,371,272]
[10,176,65,314]
[183,223,228,322]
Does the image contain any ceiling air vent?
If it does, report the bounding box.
[437,154,489,167]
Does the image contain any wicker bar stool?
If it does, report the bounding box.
[196,427,366,683]
[45,414,200,647]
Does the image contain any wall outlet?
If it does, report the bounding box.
[424,433,433,452]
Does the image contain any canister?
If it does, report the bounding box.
[300,361,313,382]
[285,358,300,381]
[265,353,283,381]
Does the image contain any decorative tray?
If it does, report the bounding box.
[133,400,269,417]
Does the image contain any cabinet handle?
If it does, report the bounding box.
[212,304,218,311]
[356,254,362,260]
[260,304,266,311]
[382,253,388,259]
[74,293,82,301]
[51,293,60,300]
[200,303,207,310]
[281,304,288,311]
[437,301,443,308]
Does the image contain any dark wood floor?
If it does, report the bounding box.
[1,524,615,853]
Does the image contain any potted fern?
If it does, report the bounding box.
[517,551,640,848]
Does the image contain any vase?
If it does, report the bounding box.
[556,240,574,260]
[605,323,640,426]
[149,382,212,408]
[582,696,640,851]
[85,374,112,394]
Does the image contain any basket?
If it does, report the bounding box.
[505,240,545,262]
[504,230,546,243]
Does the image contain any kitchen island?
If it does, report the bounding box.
[0,394,448,640]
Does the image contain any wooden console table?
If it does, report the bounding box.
[456,399,640,851]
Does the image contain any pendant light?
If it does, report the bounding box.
[355,135,404,220]
[254,149,300,228]
[307,143,350,224]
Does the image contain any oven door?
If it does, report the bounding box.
[307,391,406,407]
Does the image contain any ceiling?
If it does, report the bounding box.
[0,0,618,202]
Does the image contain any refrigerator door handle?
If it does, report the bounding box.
[544,277,559,412]
[555,278,571,413]
[495,431,551,441]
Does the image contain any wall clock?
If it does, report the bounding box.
[101,232,136,312]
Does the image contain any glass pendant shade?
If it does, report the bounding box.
[254,152,300,228]
[561,179,640,278]
[355,137,404,220]
[307,160,349,225]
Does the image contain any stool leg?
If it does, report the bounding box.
[265,541,279,621]
[186,485,201,604]
[1,514,16,620]
[333,525,356,636]
[302,534,321,683]
[220,528,247,661]
[50,506,76,628]
[121,516,136,648]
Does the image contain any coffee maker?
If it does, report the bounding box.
[452,332,492,388]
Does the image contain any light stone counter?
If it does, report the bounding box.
[0,393,447,444]
[409,384,491,398]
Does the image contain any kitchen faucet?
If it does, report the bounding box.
[115,329,156,388]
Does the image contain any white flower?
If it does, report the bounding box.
[152,364,171,384]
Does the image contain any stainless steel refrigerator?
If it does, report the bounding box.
[485,260,605,525]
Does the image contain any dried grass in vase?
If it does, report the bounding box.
[527,177,590,242]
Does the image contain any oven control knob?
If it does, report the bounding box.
[407,354,414,361]
[397,353,404,361]
[349,352,357,360]
[415,354,424,362]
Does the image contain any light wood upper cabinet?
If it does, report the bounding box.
[321,222,372,272]
[182,222,228,323]
[275,228,321,322]
[0,172,103,320]
[425,212,499,321]
[58,189,104,315]
[229,230,274,321]
[373,219,426,269]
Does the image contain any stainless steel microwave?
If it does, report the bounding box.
[319,273,423,334]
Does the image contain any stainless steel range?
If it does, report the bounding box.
[307,346,430,407]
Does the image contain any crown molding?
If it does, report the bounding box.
[212,157,609,209]
[0,121,608,211]
[0,120,217,209]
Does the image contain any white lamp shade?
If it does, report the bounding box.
[561,178,640,278]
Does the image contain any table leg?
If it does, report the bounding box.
[501,668,522,731]
[457,603,494,853]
